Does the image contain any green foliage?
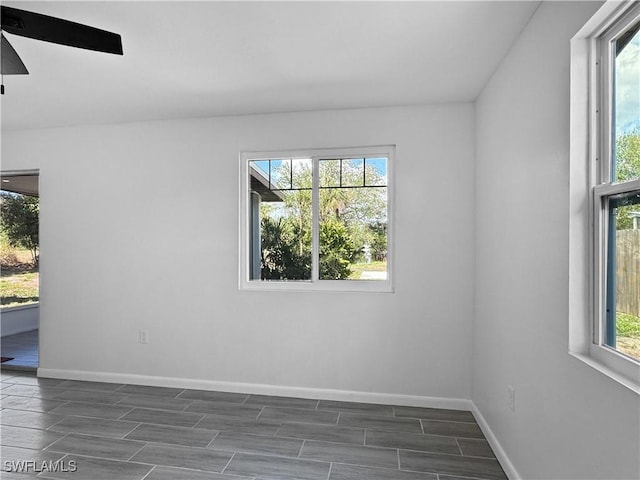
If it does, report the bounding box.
[614,130,640,231]
[617,312,640,339]
[319,219,358,279]
[0,271,39,308]
[615,128,640,182]
[260,216,310,280]
[0,192,39,265]
[257,158,387,280]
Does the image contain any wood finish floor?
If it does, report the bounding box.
[0,371,507,480]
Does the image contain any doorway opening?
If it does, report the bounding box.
[1,170,39,371]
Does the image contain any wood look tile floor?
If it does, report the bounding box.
[0,371,507,480]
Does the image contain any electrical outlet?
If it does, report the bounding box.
[507,385,515,412]
[139,330,149,344]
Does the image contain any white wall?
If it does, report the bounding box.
[474,2,640,480]
[2,104,476,401]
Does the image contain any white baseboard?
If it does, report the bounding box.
[37,367,517,479]
[470,403,520,480]
[38,368,473,410]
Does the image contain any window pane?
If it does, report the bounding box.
[605,190,640,361]
[319,159,387,280]
[343,159,364,187]
[248,159,312,281]
[270,159,292,190]
[365,158,388,187]
[613,21,640,182]
[319,160,340,187]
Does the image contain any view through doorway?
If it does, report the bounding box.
[0,170,39,371]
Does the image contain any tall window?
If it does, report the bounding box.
[240,147,393,292]
[594,7,640,363]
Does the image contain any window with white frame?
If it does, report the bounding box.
[592,5,640,366]
[239,146,393,292]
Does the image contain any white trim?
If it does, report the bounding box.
[0,304,38,337]
[1,302,39,313]
[239,145,395,293]
[471,404,521,480]
[38,367,470,409]
[569,0,640,393]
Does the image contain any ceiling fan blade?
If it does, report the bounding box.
[1,5,123,55]
[1,33,28,75]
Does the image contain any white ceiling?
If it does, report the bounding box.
[0,1,540,131]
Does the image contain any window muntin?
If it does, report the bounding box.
[594,10,640,364]
[241,147,393,291]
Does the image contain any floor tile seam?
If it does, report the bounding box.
[208,446,307,461]
[115,394,196,411]
[122,434,216,449]
[2,391,67,400]
[115,384,187,399]
[179,392,249,404]
[0,419,64,431]
[56,451,157,469]
[366,444,471,457]
[45,428,142,443]
[260,405,339,417]
[44,413,141,429]
[214,430,302,442]
[55,385,126,394]
[1,419,66,433]
[113,417,203,430]
[49,394,128,404]
[220,451,237,475]
[298,438,307,458]
[114,406,137,420]
[185,406,264,418]
[262,418,340,428]
[43,444,141,463]
[1,405,68,417]
[326,462,333,480]
[397,446,500,459]
[274,432,362,446]
[125,440,152,462]
[39,434,65,451]
[121,411,206,428]
[414,418,479,425]
[226,451,333,469]
[204,430,221,449]
[337,423,423,435]
[140,464,157,480]
[303,437,403,452]
[454,437,464,456]
[47,401,133,420]
[297,455,401,472]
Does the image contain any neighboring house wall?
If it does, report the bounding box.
[1,104,476,401]
[474,2,639,480]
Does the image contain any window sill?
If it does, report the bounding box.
[239,279,394,293]
[570,348,640,395]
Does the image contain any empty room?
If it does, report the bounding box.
[1,1,639,479]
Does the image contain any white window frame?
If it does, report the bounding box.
[570,1,640,393]
[239,146,394,293]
